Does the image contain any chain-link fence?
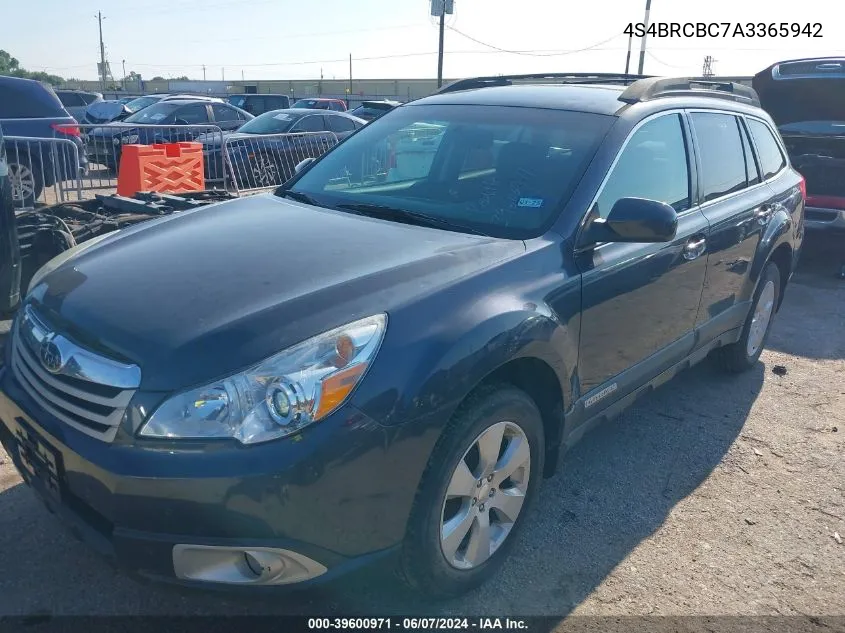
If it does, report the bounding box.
[223,131,339,194]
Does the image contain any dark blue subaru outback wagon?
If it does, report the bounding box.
[0,74,804,598]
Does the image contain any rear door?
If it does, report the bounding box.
[689,111,776,342]
[576,112,710,402]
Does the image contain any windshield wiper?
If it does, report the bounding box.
[276,189,320,206]
[334,202,490,237]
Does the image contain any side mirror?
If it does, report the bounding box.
[295,157,315,174]
[583,197,678,245]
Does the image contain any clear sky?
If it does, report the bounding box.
[4,0,844,82]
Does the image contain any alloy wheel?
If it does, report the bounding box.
[746,280,776,357]
[8,162,35,202]
[439,421,531,570]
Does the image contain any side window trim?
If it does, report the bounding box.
[737,116,762,185]
[743,115,788,181]
[575,109,693,247]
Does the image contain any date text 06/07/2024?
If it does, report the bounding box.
[307,617,530,630]
[624,22,823,38]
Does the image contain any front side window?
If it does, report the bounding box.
[747,118,787,180]
[690,112,748,202]
[286,104,614,239]
[175,104,210,124]
[327,115,355,133]
[594,114,691,218]
[294,115,326,133]
[212,104,239,123]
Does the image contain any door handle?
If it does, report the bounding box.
[683,237,707,260]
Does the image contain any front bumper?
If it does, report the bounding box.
[805,206,845,232]
[0,365,413,589]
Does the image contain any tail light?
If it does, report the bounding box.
[51,123,81,137]
[798,176,806,200]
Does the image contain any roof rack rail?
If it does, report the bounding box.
[437,73,654,94]
[618,77,760,106]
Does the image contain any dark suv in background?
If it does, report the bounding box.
[0,76,87,208]
[226,94,291,116]
[0,74,803,599]
[754,57,845,234]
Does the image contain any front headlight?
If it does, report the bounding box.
[139,314,387,445]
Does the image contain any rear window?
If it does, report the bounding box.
[57,91,85,107]
[287,104,614,239]
[747,118,787,180]
[0,80,67,118]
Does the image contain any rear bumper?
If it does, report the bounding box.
[805,206,845,232]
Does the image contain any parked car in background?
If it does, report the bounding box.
[226,94,291,116]
[197,108,365,186]
[754,57,845,234]
[292,98,348,111]
[0,74,804,599]
[84,93,223,125]
[349,100,402,122]
[55,89,103,121]
[0,76,87,207]
[86,99,252,172]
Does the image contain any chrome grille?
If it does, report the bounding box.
[11,305,141,443]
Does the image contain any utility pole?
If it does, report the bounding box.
[241,69,245,81]
[122,59,126,90]
[636,0,652,75]
[437,1,446,88]
[96,11,106,91]
[348,53,353,108]
[222,68,225,80]
[624,32,633,75]
[202,65,206,81]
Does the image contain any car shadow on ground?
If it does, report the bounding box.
[0,356,764,618]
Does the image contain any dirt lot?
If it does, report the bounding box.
[0,235,842,620]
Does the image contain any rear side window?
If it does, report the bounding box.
[746,119,787,180]
[80,93,101,105]
[294,115,326,132]
[690,112,748,202]
[0,81,67,118]
[595,113,691,217]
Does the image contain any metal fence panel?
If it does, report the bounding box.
[223,131,339,194]
[74,123,228,200]
[4,136,82,211]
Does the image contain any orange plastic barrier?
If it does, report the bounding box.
[117,142,205,197]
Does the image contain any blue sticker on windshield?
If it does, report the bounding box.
[518,197,544,208]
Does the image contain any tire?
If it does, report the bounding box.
[7,152,43,208]
[716,261,781,373]
[399,385,545,598]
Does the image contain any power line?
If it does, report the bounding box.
[447,26,623,57]
[645,50,690,70]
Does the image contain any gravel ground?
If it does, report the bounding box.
[0,234,843,619]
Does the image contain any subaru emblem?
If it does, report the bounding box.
[39,337,64,374]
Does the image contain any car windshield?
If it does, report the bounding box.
[285,104,613,239]
[124,96,161,113]
[237,110,297,134]
[124,102,180,123]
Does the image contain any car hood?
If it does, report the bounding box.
[196,130,241,148]
[85,101,127,123]
[28,194,523,391]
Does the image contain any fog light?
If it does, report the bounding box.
[172,545,327,585]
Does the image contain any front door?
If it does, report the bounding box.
[575,112,709,405]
